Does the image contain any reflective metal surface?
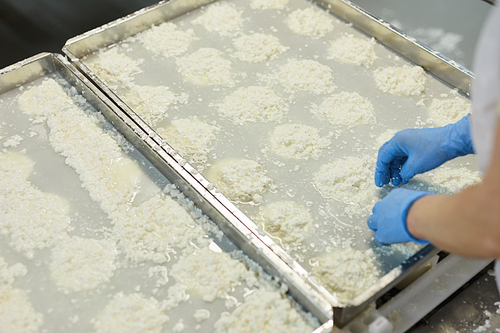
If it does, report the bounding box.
[61,0,481,327]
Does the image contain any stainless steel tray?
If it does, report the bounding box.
[61,0,478,327]
[0,52,332,332]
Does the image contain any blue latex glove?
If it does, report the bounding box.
[375,114,474,187]
[367,188,432,244]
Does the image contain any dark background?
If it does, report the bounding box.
[0,0,158,69]
[0,0,491,70]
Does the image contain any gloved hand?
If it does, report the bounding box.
[367,188,432,244]
[375,114,474,187]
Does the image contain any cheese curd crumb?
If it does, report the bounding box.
[312,248,380,304]
[192,2,243,36]
[270,123,331,160]
[137,22,197,58]
[208,159,276,204]
[427,97,471,126]
[256,201,314,245]
[373,65,426,96]
[217,86,289,124]
[328,34,377,68]
[233,33,289,63]
[214,289,317,333]
[93,293,168,333]
[287,8,334,37]
[277,59,335,95]
[311,91,376,127]
[313,155,379,216]
[176,48,235,87]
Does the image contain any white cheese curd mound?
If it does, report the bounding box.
[192,2,243,36]
[233,33,289,63]
[427,166,482,195]
[373,65,426,96]
[313,155,379,216]
[328,34,377,68]
[277,59,335,95]
[87,47,143,88]
[49,236,117,293]
[47,103,143,214]
[170,247,255,302]
[93,292,168,333]
[17,78,75,122]
[427,97,471,126]
[250,0,289,10]
[217,86,289,124]
[137,22,197,58]
[123,84,179,126]
[0,152,71,258]
[0,285,43,333]
[18,78,144,215]
[0,258,27,286]
[311,91,376,127]
[176,48,235,87]
[208,159,276,204]
[256,201,314,245]
[214,288,317,333]
[156,117,220,166]
[286,7,334,38]
[311,248,380,304]
[270,123,331,159]
[112,195,208,264]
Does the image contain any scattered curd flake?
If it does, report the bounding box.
[311,248,380,304]
[0,258,27,285]
[0,285,44,333]
[86,47,143,88]
[313,155,379,216]
[214,288,317,333]
[216,86,289,124]
[286,7,334,38]
[194,309,211,322]
[3,134,24,147]
[176,48,235,87]
[233,33,289,63]
[277,59,335,95]
[328,34,377,68]
[311,91,376,127]
[0,152,71,258]
[137,22,197,58]
[270,123,330,160]
[122,84,177,126]
[49,236,117,293]
[93,293,168,333]
[427,166,482,195]
[373,65,426,96]
[427,97,471,126]
[192,2,243,36]
[250,0,289,9]
[111,195,208,263]
[156,117,220,165]
[170,247,255,302]
[173,320,185,332]
[208,159,276,204]
[374,129,398,150]
[256,201,313,245]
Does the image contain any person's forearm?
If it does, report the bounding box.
[407,179,500,258]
